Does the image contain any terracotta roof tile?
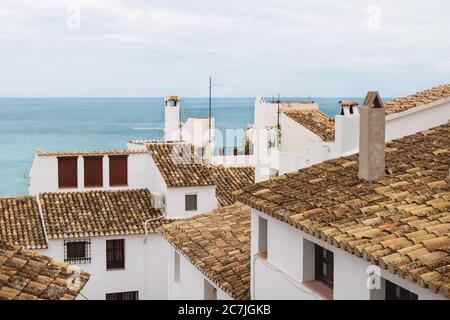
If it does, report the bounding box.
[385,84,450,115]
[36,149,148,157]
[159,203,250,300]
[283,110,335,141]
[146,142,215,188]
[0,241,89,300]
[235,123,450,299]
[40,189,166,240]
[0,196,47,250]
[207,166,255,207]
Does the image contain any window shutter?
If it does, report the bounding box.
[109,156,128,186]
[185,194,198,211]
[106,239,125,270]
[84,156,103,187]
[58,157,78,188]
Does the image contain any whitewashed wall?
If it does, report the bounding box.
[29,153,154,195]
[182,118,215,149]
[253,98,450,184]
[333,113,360,155]
[167,246,233,300]
[280,113,322,156]
[39,233,168,300]
[385,99,450,142]
[251,210,446,300]
[165,186,217,219]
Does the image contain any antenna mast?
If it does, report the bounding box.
[209,77,212,144]
[277,93,281,128]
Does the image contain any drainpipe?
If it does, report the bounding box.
[142,207,167,300]
[35,194,49,246]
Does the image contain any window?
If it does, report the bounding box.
[385,280,418,300]
[106,291,139,300]
[106,239,125,270]
[58,157,78,189]
[174,251,180,283]
[185,194,197,211]
[109,156,128,186]
[64,240,91,264]
[84,156,103,188]
[258,216,268,259]
[204,279,217,300]
[315,244,334,288]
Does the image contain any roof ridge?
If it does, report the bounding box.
[38,187,152,196]
[36,149,149,157]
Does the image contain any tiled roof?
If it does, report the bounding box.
[385,84,450,115]
[130,140,182,145]
[159,203,250,300]
[339,101,359,107]
[0,241,90,300]
[40,189,166,240]
[207,166,255,207]
[283,109,335,141]
[36,149,148,157]
[0,196,47,250]
[235,123,450,298]
[146,142,215,188]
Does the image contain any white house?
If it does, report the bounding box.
[29,149,154,195]
[11,124,255,301]
[234,92,450,300]
[252,84,450,182]
[0,189,169,300]
[159,203,251,300]
[163,96,216,160]
[0,240,90,300]
[122,139,254,218]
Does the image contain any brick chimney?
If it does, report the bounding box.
[358,91,386,181]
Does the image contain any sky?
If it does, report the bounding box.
[0,0,449,97]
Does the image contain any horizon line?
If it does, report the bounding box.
[0,96,371,99]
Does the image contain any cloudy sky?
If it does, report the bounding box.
[0,0,449,97]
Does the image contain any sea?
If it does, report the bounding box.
[0,97,368,196]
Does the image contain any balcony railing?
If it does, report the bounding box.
[214,147,253,156]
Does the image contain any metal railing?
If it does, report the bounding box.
[214,147,253,156]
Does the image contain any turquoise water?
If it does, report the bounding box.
[0,97,365,196]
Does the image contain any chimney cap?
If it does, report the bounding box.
[164,96,181,102]
[363,91,385,109]
[339,100,359,107]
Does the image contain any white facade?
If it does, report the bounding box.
[252,98,320,182]
[253,97,319,133]
[251,209,446,300]
[385,98,450,142]
[29,153,154,195]
[252,96,450,182]
[167,246,233,300]
[164,96,216,160]
[27,146,220,300]
[181,117,215,157]
[38,233,169,300]
[166,186,217,219]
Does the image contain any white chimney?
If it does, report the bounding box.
[338,100,359,116]
[358,91,386,181]
[164,96,181,141]
[334,101,360,155]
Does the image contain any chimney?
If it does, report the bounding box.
[164,96,181,141]
[334,101,360,155]
[338,100,359,116]
[358,91,386,181]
